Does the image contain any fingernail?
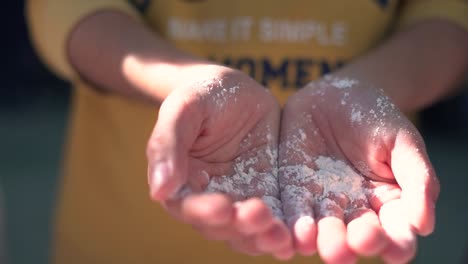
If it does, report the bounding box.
[150,162,170,197]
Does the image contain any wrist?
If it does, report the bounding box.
[122,55,218,102]
[331,64,411,111]
[291,74,395,116]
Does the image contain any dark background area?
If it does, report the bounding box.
[1,1,467,264]
[2,1,70,107]
[2,2,70,264]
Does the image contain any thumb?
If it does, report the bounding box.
[147,90,204,201]
[391,130,440,236]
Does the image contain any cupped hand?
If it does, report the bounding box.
[279,76,440,264]
[147,65,293,260]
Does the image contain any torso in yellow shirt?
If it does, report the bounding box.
[55,1,398,263]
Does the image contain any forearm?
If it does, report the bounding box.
[67,11,211,104]
[335,20,468,112]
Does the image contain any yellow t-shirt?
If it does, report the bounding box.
[26,1,468,263]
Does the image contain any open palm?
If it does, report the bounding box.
[147,65,293,259]
[279,77,439,264]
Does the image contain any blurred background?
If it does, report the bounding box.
[1,1,467,264]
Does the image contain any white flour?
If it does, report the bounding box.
[350,105,363,123]
[315,77,400,128]
[280,156,368,223]
[205,166,278,200]
[202,155,372,224]
[330,78,358,89]
[187,76,402,225]
[196,78,241,108]
[281,184,315,225]
[348,91,404,144]
[205,161,282,218]
[262,195,284,219]
[204,129,283,218]
[314,157,366,202]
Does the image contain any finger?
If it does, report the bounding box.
[167,193,234,227]
[280,185,317,255]
[163,169,213,202]
[205,171,279,202]
[292,216,317,256]
[379,199,417,264]
[316,198,357,264]
[161,199,184,221]
[278,102,327,186]
[192,224,240,241]
[262,195,284,220]
[391,131,440,235]
[273,246,296,261]
[255,220,292,253]
[366,182,401,213]
[345,209,388,256]
[147,91,204,201]
[234,198,276,235]
[228,236,263,256]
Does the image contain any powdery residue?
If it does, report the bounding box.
[350,106,363,123]
[205,129,281,217]
[213,83,240,107]
[265,132,277,169]
[298,129,307,141]
[281,185,314,225]
[331,78,359,89]
[197,78,241,108]
[314,157,366,202]
[317,197,341,217]
[205,161,281,218]
[205,167,278,201]
[322,74,359,87]
[205,134,278,200]
[316,77,401,129]
[377,96,395,114]
[280,156,368,223]
[372,184,393,199]
[281,115,316,165]
[284,136,312,164]
[262,195,284,219]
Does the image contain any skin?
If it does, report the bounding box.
[277,20,467,263]
[280,80,438,263]
[146,65,294,258]
[69,11,294,257]
[67,9,468,263]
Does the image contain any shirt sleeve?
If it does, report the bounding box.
[396,0,468,32]
[26,0,144,82]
